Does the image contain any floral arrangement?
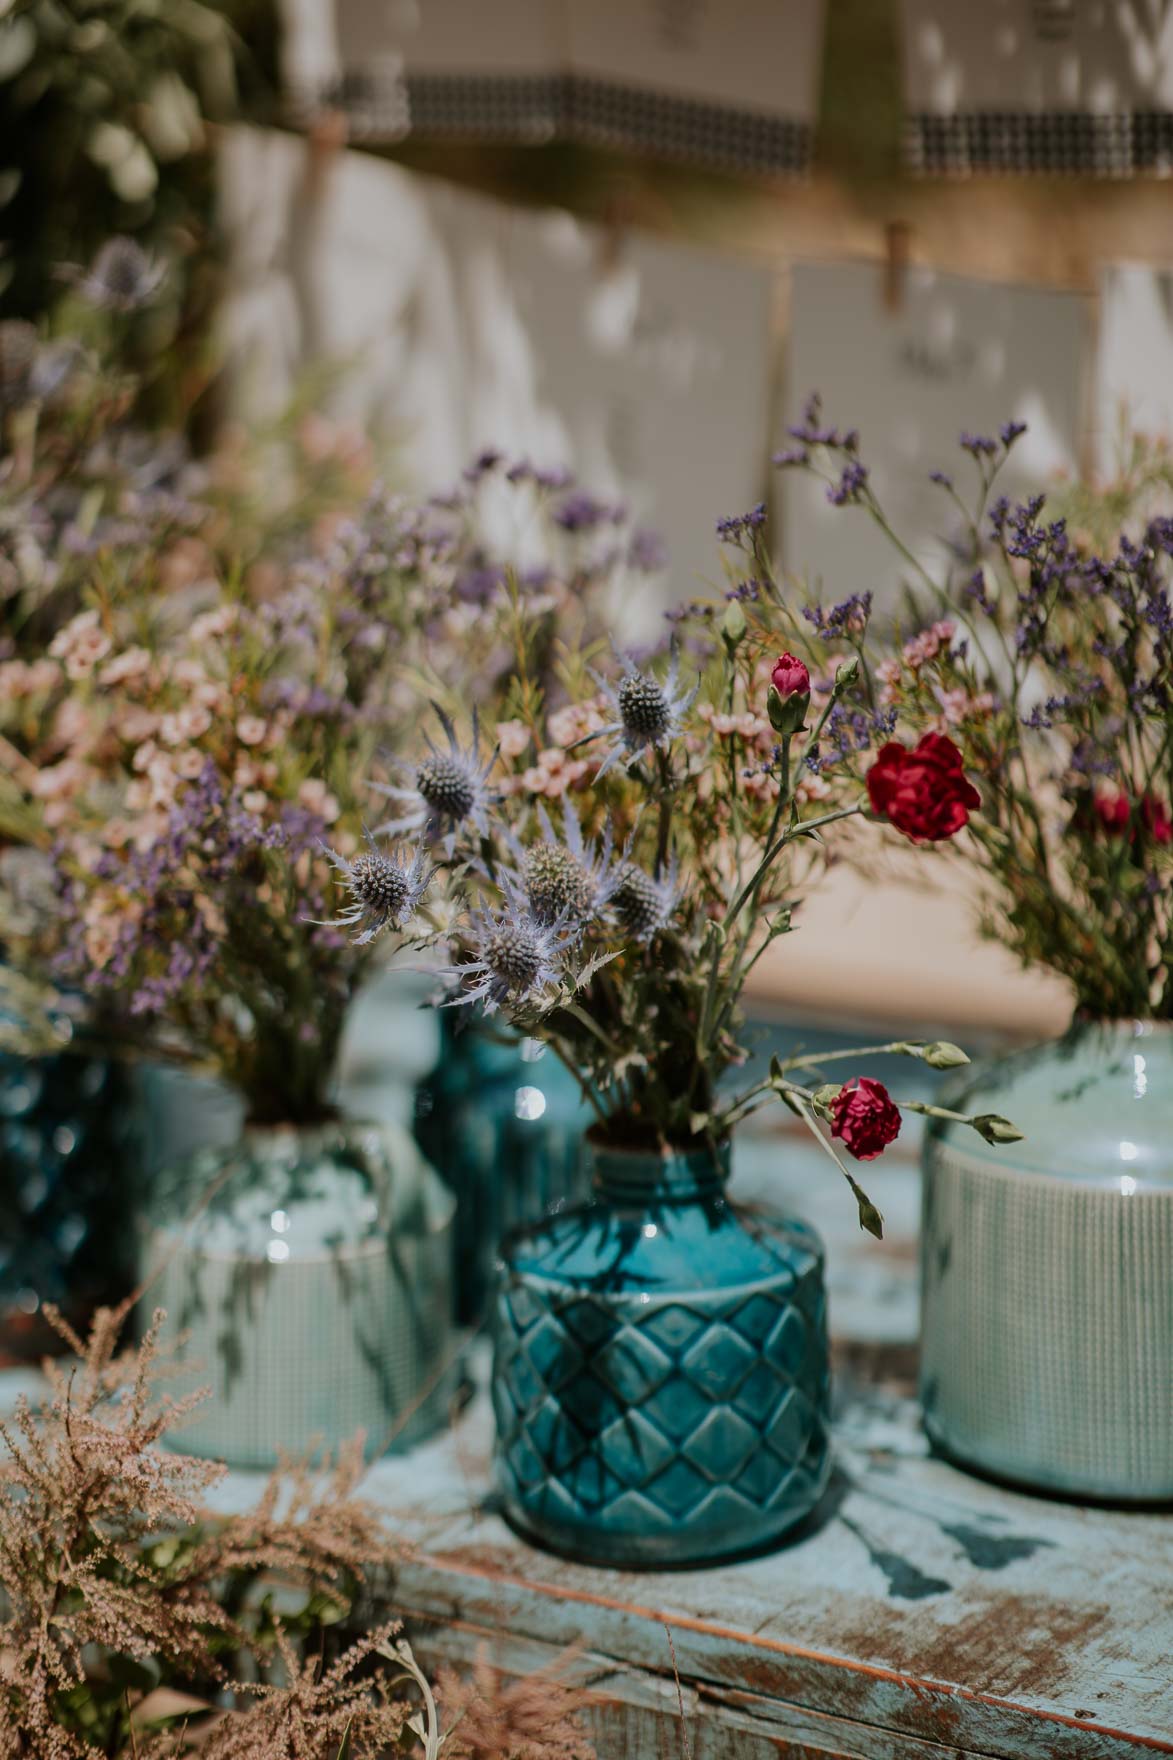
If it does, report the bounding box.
[0,1300,596,1757]
[318,571,1020,1234]
[0,253,658,1123]
[775,397,1173,1022]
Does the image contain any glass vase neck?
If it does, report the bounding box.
[589,1136,730,1203]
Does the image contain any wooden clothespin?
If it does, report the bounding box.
[883,220,912,314]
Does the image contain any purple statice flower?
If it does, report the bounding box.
[960,431,998,458]
[552,490,625,533]
[454,562,507,605]
[772,446,809,469]
[1000,420,1028,447]
[589,645,699,777]
[532,465,574,493]
[827,460,869,507]
[463,448,503,481]
[929,470,953,490]
[963,568,998,616]
[716,503,767,546]
[802,590,873,641]
[314,834,433,945]
[627,527,669,572]
[725,578,762,603]
[786,392,859,451]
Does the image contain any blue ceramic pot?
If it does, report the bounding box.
[414,1022,591,1324]
[491,1134,831,1567]
[921,1020,1173,1500]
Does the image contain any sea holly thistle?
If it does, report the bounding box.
[333,518,1018,1235]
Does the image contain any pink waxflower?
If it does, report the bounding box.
[771,652,811,699]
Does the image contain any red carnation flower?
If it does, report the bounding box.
[867,733,980,844]
[771,652,810,699]
[829,1078,902,1162]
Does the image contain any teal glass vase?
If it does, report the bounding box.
[491,1134,831,1568]
[921,1020,1173,1500]
[0,1012,139,1343]
[146,1118,458,1469]
[414,1020,591,1324]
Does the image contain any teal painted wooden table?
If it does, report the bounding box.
[208,1116,1173,1759]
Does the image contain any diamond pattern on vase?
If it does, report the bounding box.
[493,1248,831,1564]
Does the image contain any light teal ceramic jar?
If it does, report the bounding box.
[147,1119,457,1469]
[492,1134,831,1567]
[921,1021,1173,1500]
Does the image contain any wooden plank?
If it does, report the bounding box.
[409,1619,976,1759]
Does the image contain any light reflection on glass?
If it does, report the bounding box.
[514,1085,547,1121]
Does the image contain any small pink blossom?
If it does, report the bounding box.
[242,789,268,814]
[31,758,89,801]
[298,778,340,822]
[159,704,212,745]
[189,605,238,644]
[98,647,152,688]
[0,657,61,697]
[548,698,607,749]
[173,748,206,780]
[49,609,112,680]
[495,719,531,760]
[236,715,268,747]
[117,705,160,744]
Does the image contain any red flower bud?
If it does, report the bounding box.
[1093,789,1173,846]
[770,652,811,699]
[866,733,980,844]
[829,1077,902,1162]
[1144,794,1173,846]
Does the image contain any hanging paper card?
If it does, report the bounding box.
[1096,263,1173,470]
[902,0,1173,176]
[286,0,566,142]
[566,0,825,174]
[779,262,1087,610]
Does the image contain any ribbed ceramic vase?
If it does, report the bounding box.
[415,1024,591,1323]
[491,1134,831,1567]
[921,1020,1173,1500]
[147,1118,457,1469]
